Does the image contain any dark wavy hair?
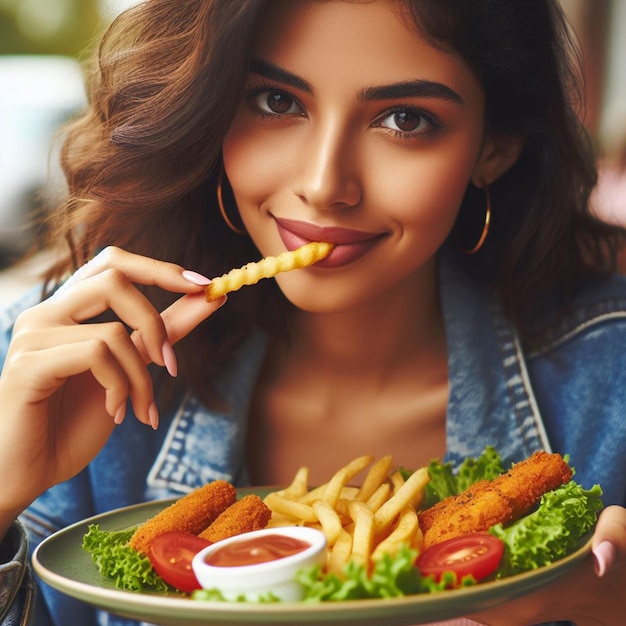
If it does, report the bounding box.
[45,0,624,404]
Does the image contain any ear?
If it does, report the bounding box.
[471,133,524,187]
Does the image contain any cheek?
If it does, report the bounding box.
[222,121,295,212]
[222,129,267,206]
[367,143,477,239]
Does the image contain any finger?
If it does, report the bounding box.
[42,269,170,367]
[5,341,131,422]
[9,323,156,426]
[55,246,211,295]
[131,292,227,362]
[592,505,626,576]
[162,292,227,345]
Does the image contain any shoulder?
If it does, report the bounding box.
[526,273,626,505]
[529,272,626,357]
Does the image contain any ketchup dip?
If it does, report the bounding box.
[191,526,327,601]
[204,533,311,567]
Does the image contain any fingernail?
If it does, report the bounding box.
[162,341,178,377]
[593,540,616,577]
[114,404,126,425]
[182,270,212,286]
[148,402,159,430]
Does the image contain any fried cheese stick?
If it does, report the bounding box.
[205,241,333,301]
[418,451,573,549]
[129,480,236,554]
[199,494,272,542]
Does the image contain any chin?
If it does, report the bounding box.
[275,275,373,315]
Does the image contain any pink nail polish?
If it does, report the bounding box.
[182,270,212,286]
[148,403,160,430]
[593,540,616,577]
[114,404,126,425]
[162,341,178,377]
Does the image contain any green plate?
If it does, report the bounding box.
[32,489,593,626]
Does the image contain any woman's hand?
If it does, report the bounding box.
[0,247,224,536]
[468,505,626,625]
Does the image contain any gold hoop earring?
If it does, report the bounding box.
[217,169,246,235]
[457,185,491,255]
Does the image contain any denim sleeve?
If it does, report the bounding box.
[0,521,35,626]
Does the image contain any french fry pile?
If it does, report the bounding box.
[263,455,430,575]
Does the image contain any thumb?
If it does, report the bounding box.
[592,505,626,577]
[131,292,227,364]
[161,291,227,345]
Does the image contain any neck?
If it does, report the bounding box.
[288,262,445,376]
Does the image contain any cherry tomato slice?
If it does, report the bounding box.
[416,533,504,584]
[148,532,212,593]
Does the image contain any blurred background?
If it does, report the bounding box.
[0,0,141,304]
[0,0,625,306]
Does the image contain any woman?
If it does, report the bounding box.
[0,1,625,624]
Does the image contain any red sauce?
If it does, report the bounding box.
[205,534,311,567]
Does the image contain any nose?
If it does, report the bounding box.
[291,116,362,211]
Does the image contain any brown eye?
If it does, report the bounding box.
[393,111,421,132]
[376,107,439,136]
[266,92,293,113]
[253,90,303,116]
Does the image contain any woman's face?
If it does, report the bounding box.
[223,0,488,313]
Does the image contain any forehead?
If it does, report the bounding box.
[253,0,482,104]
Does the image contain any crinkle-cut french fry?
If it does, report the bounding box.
[349,501,375,567]
[374,467,430,533]
[312,500,343,547]
[372,506,419,560]
[205,241,333,301]
[263,492,317,523]
[322,455,374,507]
[327,528,353,575]
[356,455,394,502]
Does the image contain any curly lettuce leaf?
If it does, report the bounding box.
[297,545,475,601]
[422,446,505,508]
[82,524,169,592]
[490,481,603,576]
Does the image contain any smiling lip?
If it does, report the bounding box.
[274,217,385,268]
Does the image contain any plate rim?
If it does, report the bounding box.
[32,490,594,625]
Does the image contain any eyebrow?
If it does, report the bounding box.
[359,81,464,105]
[251,59,313,93]
[250,58,464,105]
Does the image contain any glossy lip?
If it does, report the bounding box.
[274,216,387,268]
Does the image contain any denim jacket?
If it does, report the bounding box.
[2,250,626,626]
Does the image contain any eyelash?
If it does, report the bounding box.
[245,84,444,141]
[246,82,304,119]
[373,104,444,141]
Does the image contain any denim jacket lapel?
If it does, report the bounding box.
[439,249,551,468]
